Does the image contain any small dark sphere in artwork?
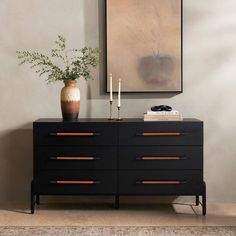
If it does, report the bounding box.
[138,54,174,84]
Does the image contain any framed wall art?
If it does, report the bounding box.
[106,0,183,93]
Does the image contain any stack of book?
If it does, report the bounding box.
[144,110,183,121]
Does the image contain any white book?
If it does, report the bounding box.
[144,114,181,118]
[144,116,183,121]
[146,110,180,115]
[144,114,182,119]
[144,113,183,121]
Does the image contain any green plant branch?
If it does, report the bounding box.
[17,35,100,83]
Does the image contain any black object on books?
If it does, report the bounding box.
[151,105,172,112]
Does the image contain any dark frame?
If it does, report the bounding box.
[105,0,183,93]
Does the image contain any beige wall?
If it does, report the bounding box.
[0,0,236,204]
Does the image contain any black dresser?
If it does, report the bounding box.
[32,118,206,215]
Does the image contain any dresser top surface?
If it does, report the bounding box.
[34,118,203,123]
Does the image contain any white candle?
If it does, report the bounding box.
[118,78,121,107]
[109,73,113,102]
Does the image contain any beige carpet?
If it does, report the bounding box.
[0,226,235,236]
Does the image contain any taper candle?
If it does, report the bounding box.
[118,78,121,107]
[109,73,113,102]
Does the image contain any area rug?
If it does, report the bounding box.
[0,226,235,236]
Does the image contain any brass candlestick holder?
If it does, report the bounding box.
[117,106,122,120]
[108,101,113,120]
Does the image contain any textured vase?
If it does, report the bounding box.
[61,80,80,121]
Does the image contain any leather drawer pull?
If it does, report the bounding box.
[49,132,101,136]
[136,156,186,161]
[136,181,186,185]
[136,132,182,136]
[50,180,100,185]
[50,157,100,161]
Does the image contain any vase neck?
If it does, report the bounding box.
[64,80,77,87]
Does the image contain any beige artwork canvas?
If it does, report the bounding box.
[106,0,182,92]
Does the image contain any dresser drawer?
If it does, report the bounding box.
[35,146,117,170]
[119,170,203,194]
[119,146,203,170]
[34,122,117,146]
[119,122,203,146]
[34,170,117,194]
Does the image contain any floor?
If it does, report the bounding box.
[0,197,235,226]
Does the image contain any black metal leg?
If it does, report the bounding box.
[202,182,206,216]
[114,195,119,209]
[36,195,40,205]
[196,195,199,206]
[31,181,35,214]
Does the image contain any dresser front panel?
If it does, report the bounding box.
[119,170,203,194]
[33,119,204,202]
[119,122,203,146]
[35,146,117,170]
[34,170,117,194]
[119,146,203,170]
[34,122,118,146]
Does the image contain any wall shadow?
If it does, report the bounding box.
[0,125,33,205]
[83,0,181,100]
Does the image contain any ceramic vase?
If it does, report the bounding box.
[61,80,80,120]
